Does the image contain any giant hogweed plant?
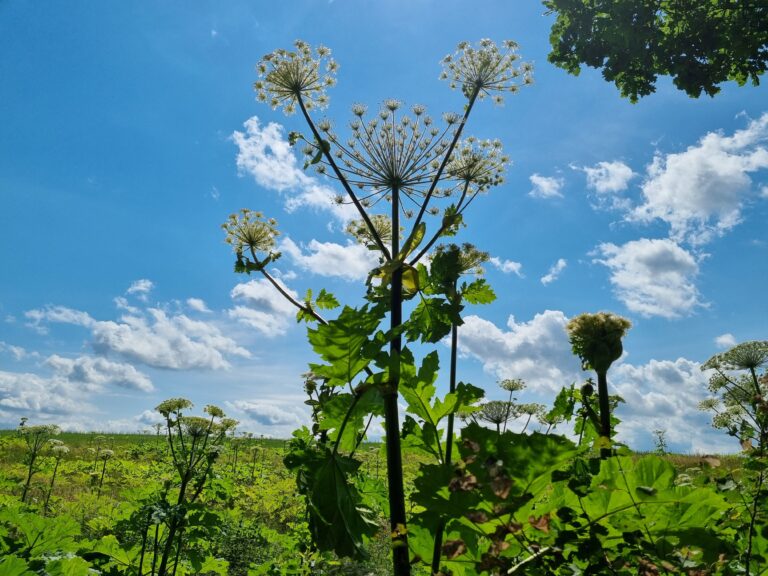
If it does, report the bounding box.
[225,40,737,576]
[148,398,236,576]
[566,312,631,458]
[699,340,768,575]
[226,39,529,575]
[17,423,60,504]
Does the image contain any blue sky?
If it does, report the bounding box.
[1,0,766,452]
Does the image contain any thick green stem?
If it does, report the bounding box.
[431,316,459,574]
[43,458,60,515]
[21,452,37,503]
[97,459,108,497]
[597,371,612,458]
[138,508,151,576]
[157,478,188,576]
[386,186,410,576]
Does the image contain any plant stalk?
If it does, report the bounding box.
[597,370,612,458]
[386,185,410,576]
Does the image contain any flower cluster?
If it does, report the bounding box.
[441,39,533,103]
[305,100,460,215]
[346,213,395,248]
[446,138,509,192]
[49,439,70,457]
[156,397,193,418]
[431,243,489,276]
[254,40,337,115]
[566,312,632,373]
[222,209,279,256]
[702,340,768,372]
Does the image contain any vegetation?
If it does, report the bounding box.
[1,36,766,576]
[544,0,768,101]
[217,38,768,576]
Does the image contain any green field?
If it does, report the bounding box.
[0,425,763,576]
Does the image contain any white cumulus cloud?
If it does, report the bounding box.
[579,160,636,194]
[489,257,523,277]
[279,237,378,281]
[528,173,564,199]
[541,258,567,285]
[26,303,250,370]
[45,354,154,392]
[232,116,358,222]
[186,298,211,313]
[0,342,34,361]
[228,279,298,338]
[715,333,737,349]
[0,370,93,417]
[611,358,736,453]
[630,113,768,245]
[594,238,703,318]
[127,279,154,301]
[457,310,583,393]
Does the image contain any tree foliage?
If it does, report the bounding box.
[544,0,768,101]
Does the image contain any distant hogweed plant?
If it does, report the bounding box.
[699,340,768,574]
[18,423,60,504]
[566,312,631,456]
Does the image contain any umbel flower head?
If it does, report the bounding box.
[156,397,194,419]
[346,213,395,249]
[702,340,768,372]
[431,242,489,276]
[446,138,508,192]
[566,312,632,374]
[222,209,279,257]
[254,40,337,115]
[441,39,534,102]
[306,100,461,211]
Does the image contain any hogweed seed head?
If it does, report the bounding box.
[156,397,194,418]
[254,40,337,115]
[222,209,279,256]
[702,340,768,372]
[51,444,70,457]
[431,243,490,276]
[447,138,508,192]
[303,101,466,210]
[346,214,395,248]
[500,378,526,393]
[204,404,225,418]
[441,39,533,102]
[182,416,211,439]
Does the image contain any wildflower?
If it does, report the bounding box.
[99,449,114,460]
[204,404,225,418]
[446,139,509,192]
[431,243,489,277]
[182,416,212,439]
[51,444,70,457]
[156,397,193,418]
[702,341,768,372]
[254,40,337,114]
[441,39,533,102]
[346,214,395,248]
[566,312,632,373]
[222,209,279,256]
[303,101,459,210]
